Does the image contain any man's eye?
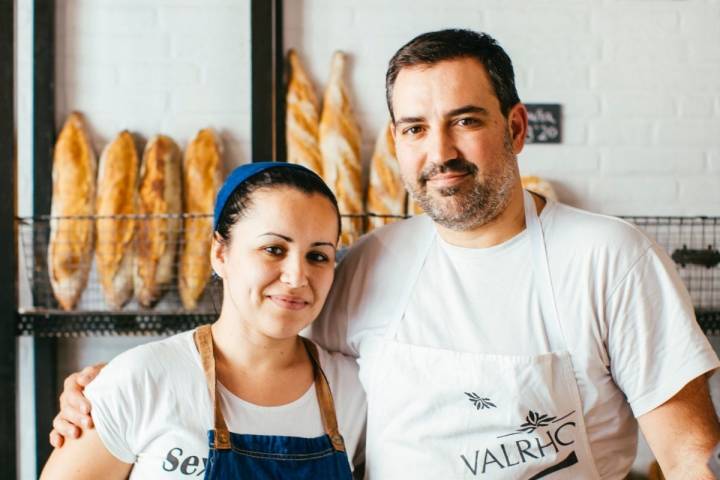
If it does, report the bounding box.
[457,117,479,126]
[264,246,284,256]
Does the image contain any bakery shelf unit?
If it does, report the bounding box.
[17,214,222,337]
[20,0,286,470]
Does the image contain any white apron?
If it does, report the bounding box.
[364,191,601,479]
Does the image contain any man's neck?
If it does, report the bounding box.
[436,186,545,249]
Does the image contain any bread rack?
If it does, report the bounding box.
[16,213,720,337]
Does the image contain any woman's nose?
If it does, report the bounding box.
[280,255,308,288]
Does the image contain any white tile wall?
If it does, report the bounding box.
[16,0,720,476]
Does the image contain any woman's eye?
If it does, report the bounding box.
[402,125,423,135]
[307,252,330,263]
[264,246,284,256]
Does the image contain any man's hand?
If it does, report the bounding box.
[639,372,720,479]
[49,364,105,448]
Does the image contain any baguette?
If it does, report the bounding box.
[366,120,405,231]
[134,135,182,308]
[286,50,323,176]
[521,175,558,201]
[319,51,362,246]
[48,112,96,311]
[95,131,139,309]
[179,129,223,310]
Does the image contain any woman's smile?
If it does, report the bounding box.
[267,294,311,311]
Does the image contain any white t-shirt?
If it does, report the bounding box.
[85,330,366,479]
[311,199,719,479]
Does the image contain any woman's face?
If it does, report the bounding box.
[211,187,339,340]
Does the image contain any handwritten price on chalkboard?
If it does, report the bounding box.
[525,104,562,144]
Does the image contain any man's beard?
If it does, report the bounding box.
[404,133,518,231]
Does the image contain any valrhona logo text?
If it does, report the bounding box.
[460,402,578,478]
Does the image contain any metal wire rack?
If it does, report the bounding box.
[16,214,720,336]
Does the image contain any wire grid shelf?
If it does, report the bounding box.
[16,214,720,336]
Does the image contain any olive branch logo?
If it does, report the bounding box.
[497,409,575,439]
[465,392,496,410]
[518,410,557,433]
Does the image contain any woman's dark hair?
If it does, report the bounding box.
[214,167,341,243]
[385,29,521,121]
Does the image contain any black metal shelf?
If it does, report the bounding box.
[18,311,216,337]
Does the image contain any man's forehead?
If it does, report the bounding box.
[392,58,497,115]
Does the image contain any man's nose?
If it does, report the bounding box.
[427,127,458,165]
[280,255,308,288]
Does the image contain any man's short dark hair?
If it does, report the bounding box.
[385,29,521,122]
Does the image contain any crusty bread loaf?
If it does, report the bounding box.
[48,112,96,311]
[521,175,558,201]
[366,120,406,232]
[319,51,362,246]
[179,129,223,310]
[95,131,138,309]
[134,135,182,308]
[286,50,323,176]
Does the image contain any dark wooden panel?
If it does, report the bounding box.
[251,0,284,162]
[33,0,57,471]
[0,0,17,476]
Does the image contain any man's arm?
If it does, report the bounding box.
[49,364,104,448]
[638,373,720,479]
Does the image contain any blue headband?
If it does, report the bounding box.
[213,162,319,230]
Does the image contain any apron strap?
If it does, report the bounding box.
[301,337,347,453]
[194,324,231,450]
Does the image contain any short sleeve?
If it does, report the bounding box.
[85,351,148,464]
[306,246,361,356]
[605,243,720,417]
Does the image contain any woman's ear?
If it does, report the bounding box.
[210,233,226,279]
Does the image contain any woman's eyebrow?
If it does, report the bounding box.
[258,232,292,241]
[259,233,335,249]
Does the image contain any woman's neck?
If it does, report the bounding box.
[210,315,306,374]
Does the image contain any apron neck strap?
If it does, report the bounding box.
[301,337,347,453]
[195,325,346,453]
[523,190,567,352]
[194,324,231,449]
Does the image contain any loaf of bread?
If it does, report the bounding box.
[95,131,138,309]
[521,175,558,201]
[319,51,362,246]
[179,129,223,310]
[286,50,323,176]
[366,120,406,232]
[134,135,182,308]
[48,112,97,311]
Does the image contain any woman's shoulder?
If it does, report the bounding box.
[90,330,200,391]
[314,344,365,408]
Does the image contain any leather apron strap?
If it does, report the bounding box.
[195,324,231,449]
[301,337,347,453]
[195,325,346,453]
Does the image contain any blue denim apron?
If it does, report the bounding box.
[194,325,354,479]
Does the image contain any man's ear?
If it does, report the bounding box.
[210,233,226,279]
[508,103,528,154]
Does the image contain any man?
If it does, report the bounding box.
[53,30,719,479]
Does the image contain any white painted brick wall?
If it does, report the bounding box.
[54,0,251,166]
[16,0,720,476]
[285,0,720,216]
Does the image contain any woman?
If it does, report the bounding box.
[41,162,366,479]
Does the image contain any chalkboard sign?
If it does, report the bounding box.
[525,103,562,144]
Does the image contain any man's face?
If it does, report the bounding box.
[391,57,526,231]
